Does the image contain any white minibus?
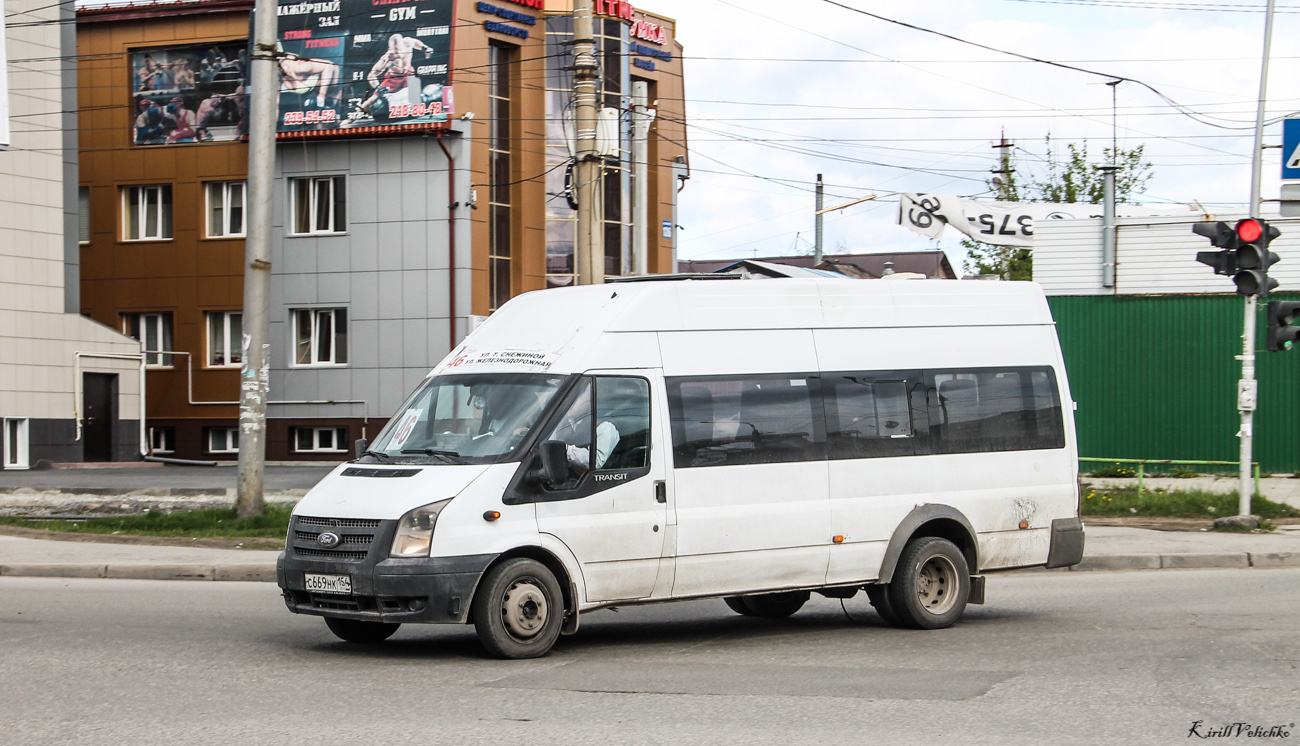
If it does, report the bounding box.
[277,277,1084,658]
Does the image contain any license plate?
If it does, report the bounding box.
[304,573,352,595]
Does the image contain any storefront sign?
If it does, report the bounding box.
[131,42,248,146]
[484,20,529,39]
[597,1,669,45]
[275,0,454,135]
[475,2,536,25]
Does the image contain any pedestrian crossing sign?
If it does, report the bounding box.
[1284,118,1300,180]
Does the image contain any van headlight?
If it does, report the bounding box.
[390,499,452,558]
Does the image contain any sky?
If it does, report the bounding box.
[644,0,1300,272]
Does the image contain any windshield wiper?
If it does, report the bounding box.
[361,449,393,463]
[401,448,466,464]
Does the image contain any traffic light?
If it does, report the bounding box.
[1266,301,1300,352]
[1231,218,1280,297]
[1193,220,1239,276]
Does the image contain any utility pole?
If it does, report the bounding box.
[814,174,824,263]
[573,0,603,285]
[630,81,654,275]
[236,0,277,518]
[991,132,1015,200]
[1239,0,1277,518]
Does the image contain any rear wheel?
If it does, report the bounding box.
[886,537,970,630]
[865,585,901,626]
[723,596,754,616]
[472,558,565,659]
[324,617,400,643]
[742,591,809,619]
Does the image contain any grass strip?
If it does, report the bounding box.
[0,506,293,539]
[1082,487,1300,519]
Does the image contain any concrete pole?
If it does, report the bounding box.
[1100,166,1117,289]
[1240,0,1276,517]
[814,173,824,263]
[631,81,650,275]
[573,0,603,285]
[236,0,278,518]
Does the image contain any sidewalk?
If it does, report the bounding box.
[2,524,1297,583]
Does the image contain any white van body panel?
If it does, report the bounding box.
[293,463,492,521]
[429,464,539,559]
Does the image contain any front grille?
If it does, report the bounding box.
[297,516,381,529]
[295,530,373,545]
[310,594,368,612]
[295,547,370,561]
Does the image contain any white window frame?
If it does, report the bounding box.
[207,427,239,454]
[149,426,175,455]
[206,311,243,368]
[293,426,348,453]
[291,308,348,367]
[288,175,346,236]
[123,312,174,367]
[3,418,30,470]
[121,184,172,241]
[206,181,246,238]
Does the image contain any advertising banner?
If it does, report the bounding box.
[898,193,1200,248]
[276,0,454,135]
[132,42,248,145]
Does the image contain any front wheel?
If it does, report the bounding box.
[865,585,901,627]
[723,596,754,616]
[324,617,400,643]
[472,558,565,659]
[886,537,970,630]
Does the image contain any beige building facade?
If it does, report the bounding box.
[0,0,141,468]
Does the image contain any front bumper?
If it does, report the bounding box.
[276,514,496,624]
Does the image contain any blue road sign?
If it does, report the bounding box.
[1284,118,1300,180]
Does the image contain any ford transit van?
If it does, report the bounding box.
[277,278,1084,658]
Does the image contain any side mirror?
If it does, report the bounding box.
[539,440,568,485]
[354,438,369,458]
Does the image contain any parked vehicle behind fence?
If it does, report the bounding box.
[276,277,1084,658]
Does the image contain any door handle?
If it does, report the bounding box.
[654,480,666,503]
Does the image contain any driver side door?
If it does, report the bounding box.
[533,373,669,603]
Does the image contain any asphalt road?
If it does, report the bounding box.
[2,570,1297,746]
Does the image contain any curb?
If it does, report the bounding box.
[2,552,1300,582]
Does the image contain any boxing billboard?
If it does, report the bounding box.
[131,43,248,146]
[276,0,454,135]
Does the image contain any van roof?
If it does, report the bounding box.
[434,279,1055,377]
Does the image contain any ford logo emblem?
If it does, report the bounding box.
[318,532,341,548]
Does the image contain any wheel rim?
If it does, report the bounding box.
[500,578,548,641]
[915,554,959,616]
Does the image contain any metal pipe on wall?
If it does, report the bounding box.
[435,130,458,350]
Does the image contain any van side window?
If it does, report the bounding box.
[667,375,824,468]
[824,374,918,459]
[539,376,651,490]
[927,367,1064,453]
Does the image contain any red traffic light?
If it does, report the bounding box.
[1237,219,1263,243]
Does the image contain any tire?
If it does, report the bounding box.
[324,616,400,643]
[723,596,754,616]
[472,558,565,659]
[865,584,901,627]
[741,590,809,619]
[886,537,971,630]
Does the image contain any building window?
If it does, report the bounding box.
[488,43,516,311]
[206,311,243,368]
[292,308,348,366]
[289,176,346,235]
[3,418,29,470]
[122,312,173,366]
[294,426,348,453]
[207,427,239,453]
[79,187,90,244]
[149,427,175,455]
[206,181,246,237]
[121,184,172,240]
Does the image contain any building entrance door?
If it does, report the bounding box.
[83,373,117,462]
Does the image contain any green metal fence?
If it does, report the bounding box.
[1048,294,1300,472]
[1079,457,1260,496]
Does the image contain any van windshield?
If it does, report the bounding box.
[363,374,569,465]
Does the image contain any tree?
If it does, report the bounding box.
[962,136,1153,280]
